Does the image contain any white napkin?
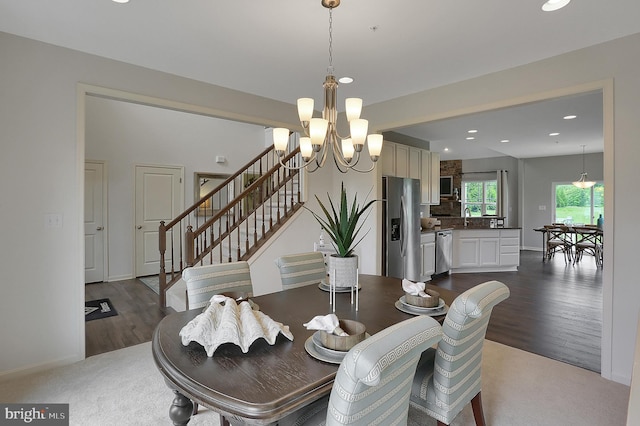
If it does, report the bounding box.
[303,313,348,336]
[402,279,428,297]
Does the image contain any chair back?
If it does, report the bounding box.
[424,280,509,423]
[182,261,253,309]
[326,316,442,425]
[274,251,327,290]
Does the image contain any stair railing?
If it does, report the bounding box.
[158,144,303,307]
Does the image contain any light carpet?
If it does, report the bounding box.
[0,340,629,426]
[139,275,159,295]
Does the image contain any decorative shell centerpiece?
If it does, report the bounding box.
[179,296,293,356]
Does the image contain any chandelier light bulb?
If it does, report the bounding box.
[345,98,362,122]
[309,118,329,148]
[341,138,355,161]
[367,134,383,159]
[297,98,314,123]
[349,118,368,149]
[273,128,290,153]
[300,137,313,160]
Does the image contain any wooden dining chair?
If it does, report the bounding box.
[573,226,603,267]
[408,280,510,426]
[544,225,573,262]
[274,251,327,290]
[278,316,443,425]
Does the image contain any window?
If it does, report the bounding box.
[554,182,604,225]
[462,180,497,216]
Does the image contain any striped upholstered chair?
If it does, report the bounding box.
[182,261,253,310]
[279,316,443,425]
[274,251,327,290]
[409,280,510,426]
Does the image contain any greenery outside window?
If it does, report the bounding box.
[463,180,497,217]
[554,182,604,225]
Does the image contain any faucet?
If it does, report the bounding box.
[464,207,471,227]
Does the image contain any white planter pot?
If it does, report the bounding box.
[328,255,358,288]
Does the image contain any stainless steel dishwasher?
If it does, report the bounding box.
[435,230,453,274]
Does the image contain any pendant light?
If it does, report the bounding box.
[572,145,596,189]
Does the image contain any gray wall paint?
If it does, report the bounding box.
[85,96,267,281]
[521,153,603,249]
[1,27,638,386]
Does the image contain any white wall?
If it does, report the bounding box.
[2,27,639,386]
[365,32,640,384]
[85,96,266,281]
[0,31,297,377]
[520,152,604,250]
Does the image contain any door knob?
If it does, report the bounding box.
[137,226,142,229]
[96,226,103,231]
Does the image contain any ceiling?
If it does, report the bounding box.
[1,0,637,159]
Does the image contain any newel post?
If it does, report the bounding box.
[185,226,195,267]
[159,221,167,308]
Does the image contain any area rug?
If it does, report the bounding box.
[85,298,117,321]
[139,275,159,294]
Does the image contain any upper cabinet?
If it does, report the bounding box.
[381,141,440,204]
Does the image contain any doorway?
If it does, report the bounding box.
[84,161,107,283]
[134,164,184,277]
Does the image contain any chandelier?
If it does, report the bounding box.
[273,0,383,173]
[572,145,596,189]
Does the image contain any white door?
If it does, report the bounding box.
[135,165,183,277]
[85,161,106,283]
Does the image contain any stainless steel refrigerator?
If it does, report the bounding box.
[382,176,421,281]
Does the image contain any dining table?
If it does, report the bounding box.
[533,225,603,265]
[152,274,458,425]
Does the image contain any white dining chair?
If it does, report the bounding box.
[408,280,510,426]
[274,251,327,290]
[278,315,443,425]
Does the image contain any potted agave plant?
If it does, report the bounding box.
[306,183,376,288]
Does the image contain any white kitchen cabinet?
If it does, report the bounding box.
[395,144,409,178]
[420,232,436,281]
[409,147,421,180]
[429,151,440,204]
[452,229,519,272]
[380,141,440,204]
[500,229,521,267]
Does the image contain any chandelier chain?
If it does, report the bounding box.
[328,8,333,72]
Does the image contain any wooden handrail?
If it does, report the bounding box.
[158,142,304,307]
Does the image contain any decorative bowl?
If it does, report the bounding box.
[320,319,366,351]
[420,217,438,230]
[405,289,440,308]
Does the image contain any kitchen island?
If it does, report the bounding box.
[451,228,520,273]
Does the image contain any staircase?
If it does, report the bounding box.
[158,143,305,308]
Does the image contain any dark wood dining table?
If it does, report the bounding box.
[152,274,458,425]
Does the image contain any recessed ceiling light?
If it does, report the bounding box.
[500,139,510,143]
[338,77,353,84]
[468,129,478,133]
[444,148,449,152]
[549,132,560,136]
[113,0,130,3]
[466,137,475,140]
[563,115,577,120]
[542,0,570,12]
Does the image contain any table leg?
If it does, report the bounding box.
[169,390,193,426]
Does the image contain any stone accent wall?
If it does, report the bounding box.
[430,160,462,217]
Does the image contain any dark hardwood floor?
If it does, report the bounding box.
[430,249,602,373]
[85,278,174,357]
[85,249,602,372]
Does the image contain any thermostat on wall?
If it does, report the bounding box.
[215,156,226,163]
